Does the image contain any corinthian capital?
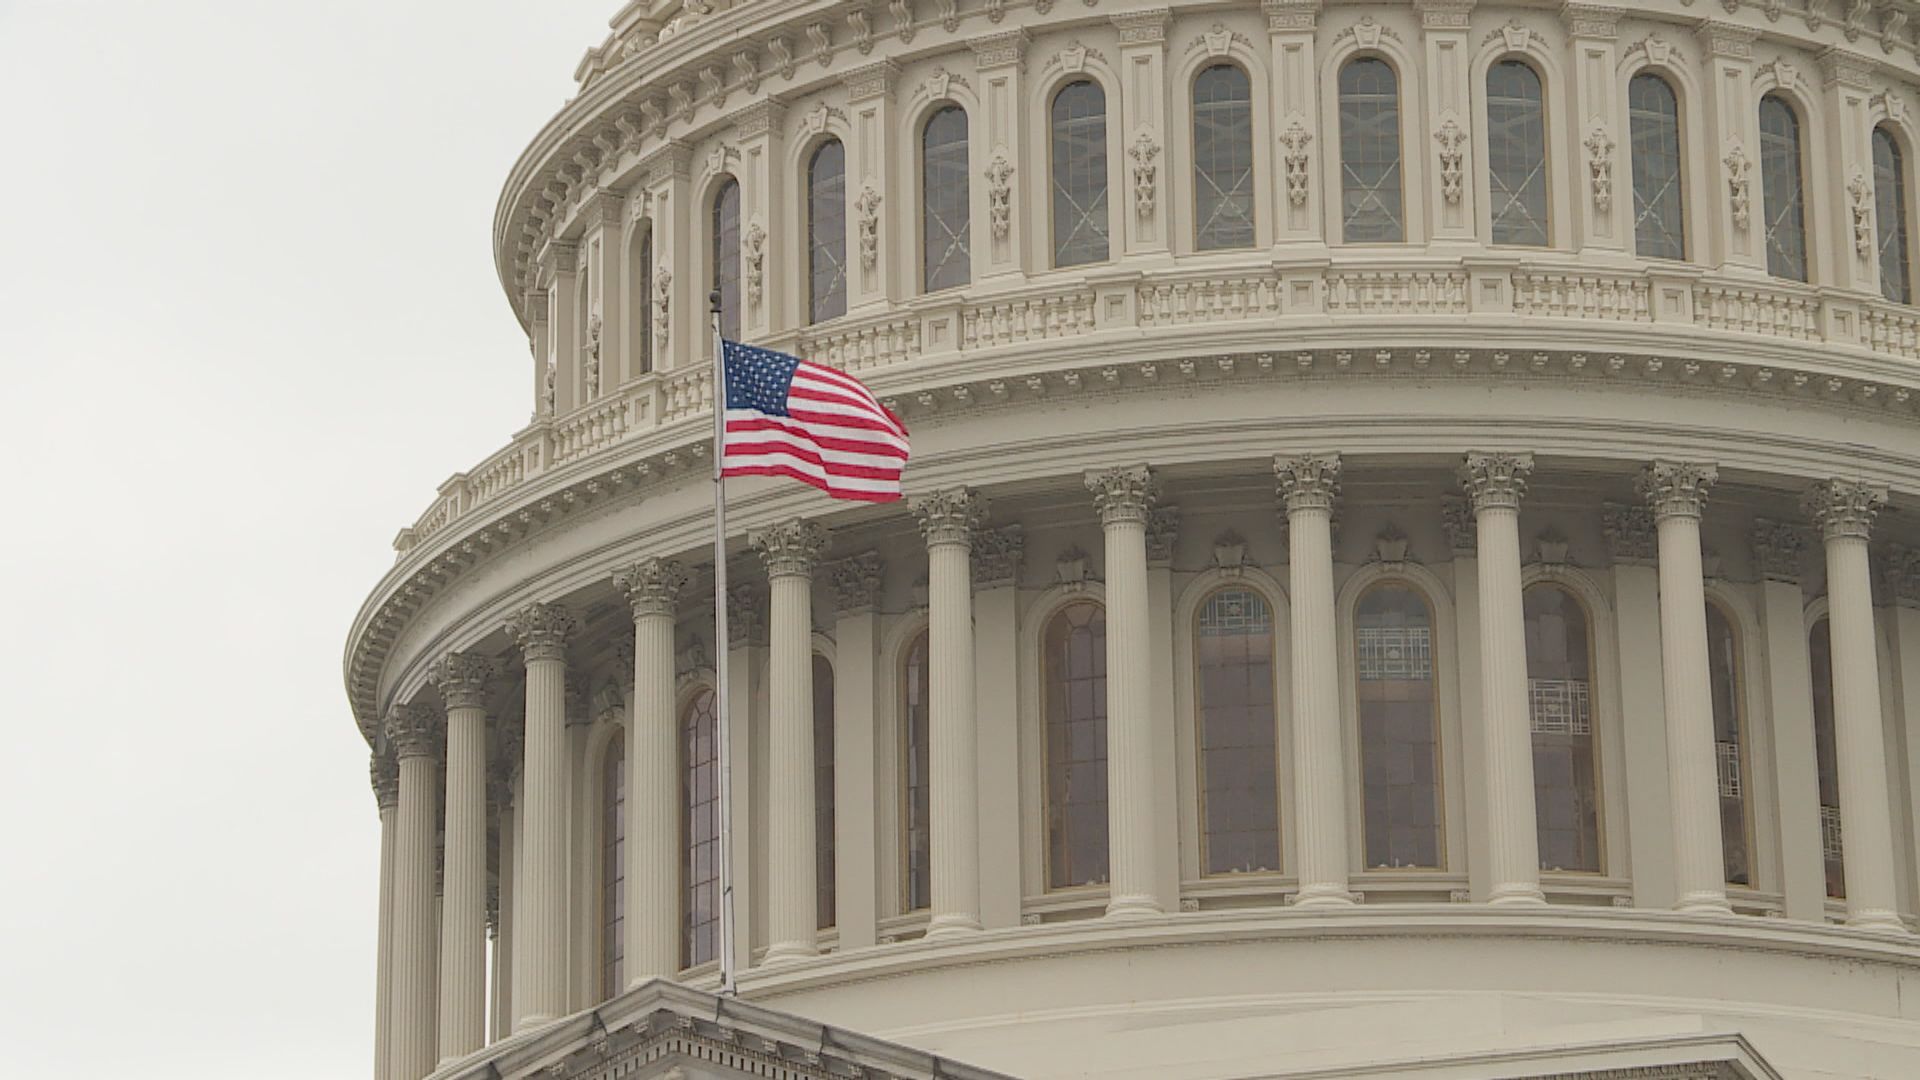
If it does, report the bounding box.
[828,552,885,613]
[1274,454,1341,514]
[429,652,495,711]
[1751,517,1808,582]
[972,524,1025,586]
[1459,452,1535,512]
[370,750,400,811]
[1085,465,1158,526]
[911,487,986,548]
[614,557,689,619]
[1804,479,1888,542]
[1600,503,1656,564]
[384,703,441,762]
[1637,460,1719,521]
[506,601,579,663]
[750,519,829,578]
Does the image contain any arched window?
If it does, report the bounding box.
[1045,600,1109,888]
[1706,602,1752,887]
[1487,59,1550,247]
[1193,63,1256,250]
[1355,582,1443,869]
[600,731,625,1001]
[711,178,742,339]
[813,653,836,930]
[1196,587,1280,875]
[1524,584,1602,873]
[1759,94,1808,282]
[1628,72,1685,261]
[1338,57,1405,243]
[1050,80,1110,267]
[1875,125,1911,304]
[681,688,720,967]
[901,630,933,911]
[922,106,971,292]
[1810,618,1844,898]
[807,140,849,323]
[631,226,654,374]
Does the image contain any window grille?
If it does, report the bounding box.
[1200,589,1270,635]
[1487,60,1550,247]
[1821,804,1844,862]
[1338,57,1404,243]
[1050,80,1110,267]
[807,140,849,323]
[1193,64,1255,250]
[1356,625,1431,680]
[921,106,971,292]
[1759,94,1808,282]
[1716,739,1741,799]
[1875,126,1911,304]
[1628,72,1685,260]
[1528,677,1591,735]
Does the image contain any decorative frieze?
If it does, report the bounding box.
[1601,503,1656,564]
[1638,460,1719,521]
[1560,2,1621,39]
[1459,452,1534,512]
[1275,453,1341,514]
[972,524,1025,586]
[750,519,829,578]
[842,59,897,102]
[969,29,1028,70]
[1415,0,1474,32]
[615,557,690,619]
[506,601,580,663]
[1086,465,1159,525]
[1804,478,1888,540]
[1751,517,1808,582]
[1112,8,1172,44]
[1694,19,1757,60]
[828,552,886,612]
[911,487,986,547]
[1262,0,1320,33]
[430,653,496,711]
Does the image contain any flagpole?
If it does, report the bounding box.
[709,289,738,997]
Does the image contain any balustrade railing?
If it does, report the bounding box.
[1513,271,1651,322]
[1325,269,1470,315]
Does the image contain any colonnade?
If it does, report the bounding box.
[367,455,1905,1080]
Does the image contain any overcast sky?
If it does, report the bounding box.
[0,2,616,1074]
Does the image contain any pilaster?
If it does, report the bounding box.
[1417,0,1477,243]
[732,100,788,339]
[540,242,582,412]
[1114,9,1173,253]
[969,30,1030,282]
[1696,21,1763,273]
[1818,48,1877,295]
[641,141,694,370]
[843,61,899,311]
[1602,502,1675,908]
[1562,4,1624,254]
[577,192,625,400]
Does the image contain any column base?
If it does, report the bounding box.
[1105,893,1164,919]
[925,913,983,939]
[761,940,819,964]
[1674,891,1735,916]
[1486,883,1548,906]
[1846,907,1910,934]
[1291,884,1358,909]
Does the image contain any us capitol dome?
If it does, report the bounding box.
[349,1,1920,1077]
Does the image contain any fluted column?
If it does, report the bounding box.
[429,654,493,1060]
[1805,480,1905,932]
[485,767,513,1041]
[614,558,688,983]
[753,520,829,961]
[1275,454,1355,907]
[493,719,523,1030]
[1460,452,1546,905]
[1639,462,1733,915]
[1086,466,1163,918]
[505,602,579,1025]
[911,489,986,936]
[371,753,399,1080]
[385,704,441,1080]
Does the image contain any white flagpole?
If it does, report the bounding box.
[709,290,738,996]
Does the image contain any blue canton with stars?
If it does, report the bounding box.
[723,341,802,416]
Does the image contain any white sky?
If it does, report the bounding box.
[0,2,616,1073]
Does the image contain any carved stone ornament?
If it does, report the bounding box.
[1804,478,1888,541]
[584,313,603,399]
[1129,130,1160,220]
[923,66,967,102]
[1275,453,1341,515]
[1055,545,1091,588]
[848,4,874,55]
[654,267,673,350]
[1637,460,1719,521]
[542,359,557,414]
[770,36,797,81]
[1885,8,1909,54]
[986,151,1015,240]
[1147,505,1181,565]
[1373,524,1411,564]
[1849,169,1874,258]
[1724,143,1752,231]
[828,551,885,612]
[1534,527,1571,565]
[890,0,914,44]
[938,0,959,33]
[910,487,986,547]
[1584,123,1615,213]
[1882,544,1920,606]
[1602,503,1657,564]
[493,716,525,786]
[1440,495,1477,553]
[1434,118,1468,205]
[972,524,1025,586]
[1279,120,1313,208]
[726,582,767,648]
[1458,452,1535,512]
[909,573,931,610]
[1213,530,1249,575]
[370,751,400,811]
[385,702,441,761]
[744,221,767,308]
[506,601,580,662]
[809,21,833,68]
[1846,0,1871,42]
[750,518,829,578]
[614,557,690,619]
[1751,517,1808,582]
[855,183,882,270]
[1086,465,1159,525]
[430,652,495,712]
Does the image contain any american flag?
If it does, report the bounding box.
[720,340,910,502]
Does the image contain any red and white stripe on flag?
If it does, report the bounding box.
[721,351,910,503]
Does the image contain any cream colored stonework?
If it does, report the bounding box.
[352,1,1920,1077]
